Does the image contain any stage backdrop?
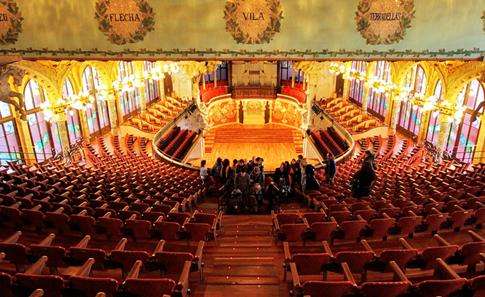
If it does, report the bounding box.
[0,0,483,60]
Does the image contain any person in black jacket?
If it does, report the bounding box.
[325,153,337,185]
[352,159,377,198]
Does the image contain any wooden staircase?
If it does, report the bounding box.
[195,215,287,296]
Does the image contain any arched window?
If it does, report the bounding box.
[62,79,82,144]
[143,61,160,104]
[349,61,367,105]
[367,61,391,118]
[24,79,61,162]
[445,79,484,163]
[0,101,21,164]
[118,61,141,118]
[82,66,110,135]
[425,80,443,145]
[398,65,427,136]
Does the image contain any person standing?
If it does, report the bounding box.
[325,153,336,185]
[351,159,377,198]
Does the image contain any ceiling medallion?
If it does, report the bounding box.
[355,0,415,45]
[95,0,155,45]
[224,0,283,44]
[0,0,23,45]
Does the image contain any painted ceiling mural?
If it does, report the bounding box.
[0,0,483,59]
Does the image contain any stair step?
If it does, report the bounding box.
[218,242,273,248]
[212,256,276,265]
[205,275,280,285]
[223,230,272,237]
[205,264,278,276]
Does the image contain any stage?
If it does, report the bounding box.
[203,124,303,171]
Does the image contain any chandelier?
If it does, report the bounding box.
[40,97,71,122]
[113,74,144,94]
[328,62,346,75]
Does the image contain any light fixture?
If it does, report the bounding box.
[41,98,71,122]
[71,90,95,111]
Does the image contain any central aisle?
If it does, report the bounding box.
[193,214,289,296]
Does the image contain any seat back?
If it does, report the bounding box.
[70,215,96,235]
[110,250,150,273]
[276,213,300,225]
[125,219,152,240]
[311,222,337,241]
[15,274,64,297]
[280,224,307,242]
[302,281,355,297]
[184,223,211,241]
[360,281,409,297]
[379,249,417,268]
[69,247,107,267]
[154,221,181,241]
[335,251,374,273]
[0,242,28,268]
[30,245,66,269]
[417,279,467,297]
[292,253,332,275]
[123,279,176,297]
[69,276,118,297]
[369,217,395,239]
[97,217,123,238]
[303,213,326,225]
[460,242,485,265]
[154,251,193,274]
[421,246,459,267]
[340,220,367,240]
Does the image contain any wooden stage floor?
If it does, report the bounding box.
[203,124,302,171]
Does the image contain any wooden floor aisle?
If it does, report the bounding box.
[192,210,289,296]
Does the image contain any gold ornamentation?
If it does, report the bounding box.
[0,0,23,45]
[95,0,155,45]
[355,0,415,45]
[224,0,283,44]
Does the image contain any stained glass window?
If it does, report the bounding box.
[24,80,59,162]
[398,65,427,136]
[0,101,21,165]
[82,66,110,135]
[349,61,367,105]
[118,61,141,118]
[367,61,390,117]
[143,61,161,104]
[446,79,484,163]
[62,79,82,144]
[426,80,443,146]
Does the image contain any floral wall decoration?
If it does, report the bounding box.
[95,0,155,45]
[0,0,22,45]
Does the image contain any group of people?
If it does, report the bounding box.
[199,150,376,214]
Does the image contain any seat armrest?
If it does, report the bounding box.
[329,216,337,223]
[435,258,460,280]
[113,238,127,251]
[468,230,485,242]
[382,213,391,219]
[37,233,55,246]
[26,256,48,275]
[399,237,414,250]
[433,234,451,246]
[155,215,164,224]
[153,239,166,255]
[28,289,44,297]
[283,242,291,263]
[128,213,137,220]
[195,241,204,262]
[126,260,143,279]
[101,211,112,218]
[75,258,95,277]
[2,231,21,244]
[289,262,301,288]
[322,241,333,256]
[175,261,191,296]
[302,218,310,228]
[341,262,357,285]
[75,235,91,248]
[360,240,374,253]
[77,209,87,216]
[94,293,106,297]
[389,261,409,283]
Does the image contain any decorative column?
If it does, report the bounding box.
[389,97,402,134]
[214,70,218,88]
[291,69,295,88]
[78,110,90,139]
[342,79,350,100]
[138,84,147,112]
[361,85,371,114]
[435,114,453,162]
[417,110,432,145]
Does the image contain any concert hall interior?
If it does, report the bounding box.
[0,1,483,297]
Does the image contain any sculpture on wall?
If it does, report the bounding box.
[0,65,26,119]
